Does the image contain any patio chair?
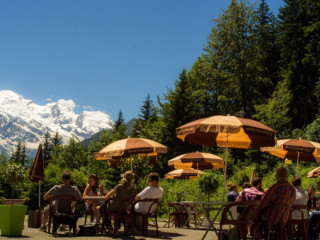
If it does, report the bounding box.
[164,202,181,228]
[287,205,309,239]
[47,195,80,235]
[132,198,160,236]
[178,202,198,228]
[101,197,135,237]
[218,200,260,240]
[84,202,95,224]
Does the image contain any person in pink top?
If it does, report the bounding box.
[236,177,265,202]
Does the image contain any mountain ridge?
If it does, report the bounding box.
[0,90,113,156]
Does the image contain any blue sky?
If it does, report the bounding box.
[0,0,284,122]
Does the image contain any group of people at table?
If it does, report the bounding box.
[226,167,319,239]
[39,170,163,236]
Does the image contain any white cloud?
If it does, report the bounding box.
[45,98,52,102]
[83,105,93,110]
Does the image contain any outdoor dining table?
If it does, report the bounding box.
[180,201,226,240]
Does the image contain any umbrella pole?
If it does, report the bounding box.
[131,158,133,171]
[223,133,229,203]
[38,182,41,209]
[296,152,300,176]
[196,162,199,201]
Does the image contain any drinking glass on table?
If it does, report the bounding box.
[96,188,101,196]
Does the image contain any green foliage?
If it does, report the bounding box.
[5,162,26,200]
[118,155,154,192]
[199,172,222,200]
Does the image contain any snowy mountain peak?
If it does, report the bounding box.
[0,90,113,156]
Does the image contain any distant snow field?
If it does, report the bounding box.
[0,90,113,156]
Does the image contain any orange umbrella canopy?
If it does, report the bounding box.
[95,138,168,160]
[261,139,320,163]
[168,152,224,170]
[308,167,320,178]
[165,168,204,180]
[176,115,276,148]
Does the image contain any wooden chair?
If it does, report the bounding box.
[84,201,95,224]
[101,197,135,237]
[252,203,291,240]
[164,202,181,228]
[47,195,79,235]
[132,198,160,236]
[287,205,309,239]
[178,202,198,228]
[218,200,260,240]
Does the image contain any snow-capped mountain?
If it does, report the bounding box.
[0,90,113,156]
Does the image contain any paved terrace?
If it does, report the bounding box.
[1,217,219,240]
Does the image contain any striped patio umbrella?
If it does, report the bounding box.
[261,138,320,174]
[176,115,276,201]
[165,168,204,180]
[95,138,168,170]
[168,152,224,170]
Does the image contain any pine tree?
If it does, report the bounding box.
[278,0,318,128]
[51,131,62,164]
[10,139,28,166]
[112,110,127,141]
[203,0,271,117]
[255,0,280,91]
[43,130,52,167]
[132,94,158,137]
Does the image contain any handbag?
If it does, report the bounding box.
[77,223,98,236]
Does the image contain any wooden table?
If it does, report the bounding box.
[180,201,226,240]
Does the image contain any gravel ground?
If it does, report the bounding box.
[0,217,219,240]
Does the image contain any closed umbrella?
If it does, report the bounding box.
[176,115,276,201]
[29,144,45,208]
[261,138,320,174]
[95,138,168,170]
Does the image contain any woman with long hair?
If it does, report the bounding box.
[102,171,137,232]
[83,174,106,222]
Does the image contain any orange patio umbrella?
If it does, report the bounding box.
[168,152,224,170]
[165,168,204,180]
[95,138,168,170]
[176,115,276,201]
[261,138,320,174]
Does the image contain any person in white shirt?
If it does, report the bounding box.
[134,172,163,230]
[291,176,309,219]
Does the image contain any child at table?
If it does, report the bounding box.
[83,174,106,222]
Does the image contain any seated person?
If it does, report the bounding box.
[236,177,265,202]
[228,178,264,240]
[259,167,296,225]
[102,171,137,231]
[291,176,308,219]
[308,186,320,237]
[83,174,106,222]
[227,183,239,202]
[40,171,82,233]
[134,173,163,230]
